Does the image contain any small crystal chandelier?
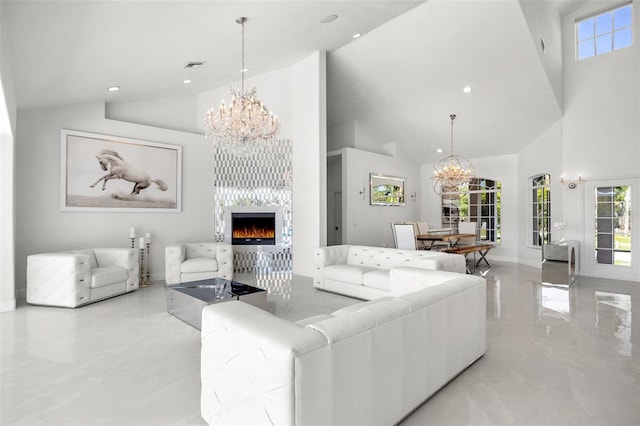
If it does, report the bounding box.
[432,114,474,194]
[204,17,279,155]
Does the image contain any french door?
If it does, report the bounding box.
[583,178,639,281]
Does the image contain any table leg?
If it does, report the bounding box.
[475,249,492,267]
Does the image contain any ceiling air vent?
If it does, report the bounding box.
[184,61,205,69]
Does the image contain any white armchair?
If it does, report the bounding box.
[165,242,233,285]
[27,248,139,308]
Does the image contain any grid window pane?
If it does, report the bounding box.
[597,218,613,233]
[596,34,613,54]
[597,202,613,217]
[597,187,613,202]
[597,249,613,264]
[578,40,595,59]
[597,233,614,248]
[578,18,595,40]
[614,5,632,29]
[595,13,613,35]
[614,28,633,49]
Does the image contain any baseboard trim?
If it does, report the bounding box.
[0,299,16,312]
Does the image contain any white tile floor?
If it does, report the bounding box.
[1,261,639,425]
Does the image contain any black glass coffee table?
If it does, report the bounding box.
[165,277,267,329]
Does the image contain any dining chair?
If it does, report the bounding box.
[392,223,417,250]
[457,221,478,246]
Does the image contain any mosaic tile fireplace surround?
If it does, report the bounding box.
[212,140,293,274]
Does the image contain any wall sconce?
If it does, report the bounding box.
[359,187,366,199]
[560,175,582,189]
[410,192,417,201]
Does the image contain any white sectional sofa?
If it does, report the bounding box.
[313,245,466,300]
[201,270,486,426]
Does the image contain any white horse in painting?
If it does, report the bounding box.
[90,149,168,196]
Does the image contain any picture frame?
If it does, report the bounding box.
[370,173,406,206]
[60,129,182,212]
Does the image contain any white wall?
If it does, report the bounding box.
[14,102,209,293]
[327,120,355,151]
[343,147,420,248]
[291,52,327,276]
[106,95,199,134]
[561,1,639,280]
[518,0,564,110]
[420,153,519,263]
[1,0,17,311]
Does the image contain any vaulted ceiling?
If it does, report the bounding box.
[2,0,587,163]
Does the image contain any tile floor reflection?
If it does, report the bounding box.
[1,261,639,425]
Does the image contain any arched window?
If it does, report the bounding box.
[442,178,501,243]
[531,174,551,247]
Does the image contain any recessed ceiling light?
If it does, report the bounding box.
[183,79,192,84]
[437,148,443,153]
[463,86,472,93]
[107,86,120,92]
[320,14,338,24]
[353,33,362,39]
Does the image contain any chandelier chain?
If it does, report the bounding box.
[449,114,456,156]
[204,16,280,156]
[240,17,245,92]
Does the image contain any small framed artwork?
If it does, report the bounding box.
[370,173,406,206]
[60,129,182,212]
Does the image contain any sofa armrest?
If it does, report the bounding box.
[165,245,186,284]
[201,301,328,426]
[93,248,139,289]
[26,252,92,308]
[215,243,234,280]
[314,245,351,267]
[313,245,350,288]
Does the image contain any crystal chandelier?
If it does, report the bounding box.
[432,114,474,194]
[204,17,279,155]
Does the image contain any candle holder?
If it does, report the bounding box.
[138,245,151,288]
[143,240,152,286]
[129,229,152,288]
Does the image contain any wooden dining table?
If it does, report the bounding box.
[416,233,476,250]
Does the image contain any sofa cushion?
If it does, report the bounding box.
[295,314,334,326]
[181,258,218,274]
[305,311,377,344]
[358,300,412,325]
[331,297,394,316]
[185,243,218,259]
[322,264,375,285]
[331,298,411,326]
[362,269,391,290]
[90,267,128,288]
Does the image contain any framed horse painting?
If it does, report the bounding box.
[60,129,182,212]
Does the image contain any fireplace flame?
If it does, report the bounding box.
[233,224,275,239]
